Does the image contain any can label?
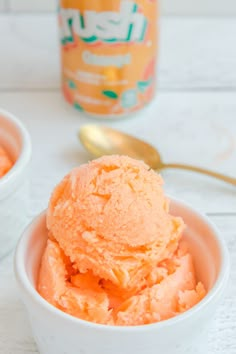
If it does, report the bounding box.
[59,0,158,117]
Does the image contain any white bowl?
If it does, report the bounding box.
[14,199,230,354]
[0,109,31,258]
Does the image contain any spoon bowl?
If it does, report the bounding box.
[79,125,236,186]
[79,125,163,170]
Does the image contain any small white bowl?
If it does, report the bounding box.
[14,198,230,354]
[0,109,31,258]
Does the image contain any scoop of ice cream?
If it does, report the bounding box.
[47,155,184,291]
[38,239,205,325]
[38,239,112,325]
[115,244,206,325]
[38,155,206,326]
[0,146,12,178]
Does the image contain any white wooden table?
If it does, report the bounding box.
[0,14,236,354]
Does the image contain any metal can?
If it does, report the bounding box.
[59,0,158,118]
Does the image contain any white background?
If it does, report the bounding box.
[0,0,236,350]
[0,0,236,15]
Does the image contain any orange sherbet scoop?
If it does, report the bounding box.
[47,155,184,290]
[0,146,12,178]
[38,155,206,326]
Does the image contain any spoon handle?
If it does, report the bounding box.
[162,163,236,186]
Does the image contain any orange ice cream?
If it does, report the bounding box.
[38,155,206,326]
[0,146,12,178]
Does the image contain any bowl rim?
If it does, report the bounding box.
[0,108,31,195]
[14,197,230,333]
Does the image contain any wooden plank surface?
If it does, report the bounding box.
[0,91,235,214]
[4,0,236,16]
[162,0,236,16]
[1,15,236,90]
[9,0,56,12]
[0,0,5,11]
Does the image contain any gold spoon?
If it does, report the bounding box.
[79,125,236,186]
